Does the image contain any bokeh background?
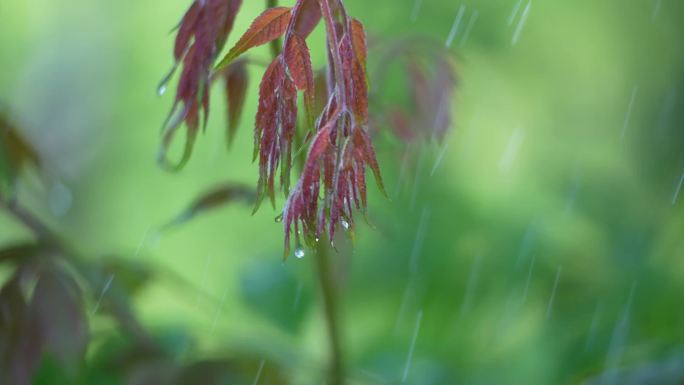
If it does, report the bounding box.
[1,0,684,384]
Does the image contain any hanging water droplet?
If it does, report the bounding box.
[315,237,320,243]
[274,214,283,223]
[157,64,177,97]
[294,247,305,259]
[341,219,350,230]
[157,83,167,96]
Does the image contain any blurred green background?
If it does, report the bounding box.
[1,0,684,384]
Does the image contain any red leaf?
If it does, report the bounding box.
[163,183,255,229]
[160,0,243,171]
[224,60,249,147]
[284,34,315,127]
[350,18,367,70]
[292,0,321,37]
[174,2,201,60]
[29,269,88,376]
[217,7,292,68]
[352,127,386,196]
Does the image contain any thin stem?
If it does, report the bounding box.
[0,194,55,243]
[320,0,347,107]
[314,238,345,385]
[266,0,282,58]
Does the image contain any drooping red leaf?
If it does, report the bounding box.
[224,60,249,147]
[216,7,293,69]
[339,33,368,124]
[174,2,201,60]
[163,183,255,229]
[253,56,298,210]
[282,121,333,257]
[350,18,367,71]
[352,126,386,196]
[284,34,315,128]
[160,0,244,171]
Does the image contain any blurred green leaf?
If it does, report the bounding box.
[240,260,311,333]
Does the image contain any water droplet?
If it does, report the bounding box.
[294,247,305,259]
[274,214,283,223]
[315,237,320,243]
[157,84,167,96]
[341,219,350,230]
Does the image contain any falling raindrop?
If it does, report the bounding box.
[409,206,431,274]
[445,5,466,48]
[602,282,637,385]
[90,274,115,316]
[458,10,479,48]
[515,220,538,267]
[585,301,604,352]
[253,359,266,385]
[402,309,423,383]
[657,89,677,137]
[292,282,304,312]
[197,253,214,303]
[652,0,662,20]
[410,146,427,211]
[394,284,414,334]
[508,0,524,26]
[620,86,639,140]
[430,140,450,177]
[410,0,423,22]
[672,171,684,206]
[499,128,525,172]
[546,266,562,319]
[460,253,482,318]
[520,254,536,305]
[511,0,531,46]
[294,246,306,259]
[210,286,230,334]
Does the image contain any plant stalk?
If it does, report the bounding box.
[314,238,345,385]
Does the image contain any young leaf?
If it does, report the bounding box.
[224,60,249,147]
[284,34,315,127]
[352,126,386,196]
[216,7,293,69]
[159,0,243,171]
[292,0,321,37]
[350,18,368,71]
